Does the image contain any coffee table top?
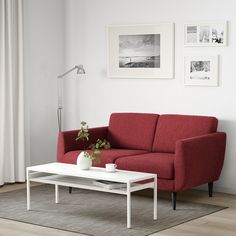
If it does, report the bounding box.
[27,162,155,183]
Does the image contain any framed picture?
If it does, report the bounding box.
[184,22,227,46]
[107,23,174,78]
[184,55,218,86]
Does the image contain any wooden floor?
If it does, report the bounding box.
[0,183,236,236]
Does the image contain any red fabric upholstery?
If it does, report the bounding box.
[60,149,148,167]
[56,113,226,195]
[174,132,226,192]
[96,149,148,167]
[107,113,158,151]
[158,179,175,191]
[152,114,218,153]
[57,126,108,163]
[115,153,175,179]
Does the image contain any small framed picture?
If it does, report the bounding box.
[184,55,219,86]
[184,22,227,46]
[107,23,174,78]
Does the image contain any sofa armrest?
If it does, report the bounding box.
[174,132,226,192]
[57,126,108,162]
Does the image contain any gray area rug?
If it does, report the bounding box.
[0,185,225,236]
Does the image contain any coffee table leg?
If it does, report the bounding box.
[154,176,157,220]
[26,169,31,210]
[127,182,131,228]
[55,184,59,203]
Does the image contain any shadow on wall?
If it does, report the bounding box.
[218,119,235,157]
[217,118,235,180]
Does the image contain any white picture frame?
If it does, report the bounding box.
[184,55,219,86]
[107,23,174,79]
[184,21,227,47]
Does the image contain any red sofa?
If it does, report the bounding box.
[57,113,226,209]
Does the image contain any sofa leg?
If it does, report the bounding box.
[69,187,72,194]
[172,192,177,210]
[208,182,213,197]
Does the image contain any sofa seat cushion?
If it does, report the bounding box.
[115,153,175,180]
[61,149,148,167]
[152,114,218,153]
[107,113,159,151]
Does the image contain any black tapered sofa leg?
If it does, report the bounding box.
[172,192,177,210]
[69,187,72,194]
[208,182,213,197]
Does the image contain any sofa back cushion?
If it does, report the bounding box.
[108,113,159,151]
[152,114,218,153]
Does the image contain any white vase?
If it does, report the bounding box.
[77,151,92,170]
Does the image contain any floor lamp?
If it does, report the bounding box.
[57,65,85,131]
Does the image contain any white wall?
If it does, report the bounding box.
[23,0,65,165]
[64,0,236,194]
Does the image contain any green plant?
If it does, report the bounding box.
[75,121,89,150]
[89,139,111,161]
[75,121,110,162]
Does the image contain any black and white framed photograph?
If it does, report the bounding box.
[184,55,218,86]
[119,34,160,68]
[108,23,174,78]
[184,22,227,46]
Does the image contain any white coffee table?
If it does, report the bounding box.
[26,162,157,228]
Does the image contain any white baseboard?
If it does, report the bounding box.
[194,184,236,195]
[213,186,236,195]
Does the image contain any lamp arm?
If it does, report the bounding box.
[57,64,85,131]
[57,66,77,79]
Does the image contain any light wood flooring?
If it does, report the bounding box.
[0,183,235,236]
